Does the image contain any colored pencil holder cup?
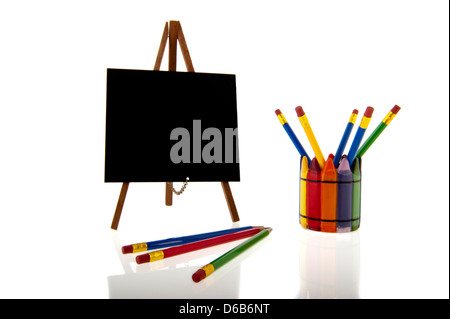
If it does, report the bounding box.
[299,157,362,233]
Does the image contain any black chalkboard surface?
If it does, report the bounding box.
[105,69,240,182]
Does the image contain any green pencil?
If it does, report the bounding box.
[192,227,272,283]
[355,105,401,158]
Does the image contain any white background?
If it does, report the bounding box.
[0,0,448,299]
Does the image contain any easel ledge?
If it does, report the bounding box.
[110,20,240,230]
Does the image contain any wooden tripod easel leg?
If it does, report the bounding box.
[111,182,129,230]
[221,182,240,222]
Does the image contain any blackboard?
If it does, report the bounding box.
[105,69,240,182]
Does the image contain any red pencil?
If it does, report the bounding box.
[135,227,264,264]
[306,157,322,231]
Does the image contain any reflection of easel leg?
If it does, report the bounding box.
[111,182,129,230]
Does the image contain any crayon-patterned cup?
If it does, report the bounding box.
[299,156,362,233]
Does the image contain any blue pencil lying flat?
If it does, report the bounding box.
[122,226,254,254]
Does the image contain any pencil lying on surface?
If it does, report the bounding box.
[275,109,311,163]
[355,105,401,159]
[122,226,254,254]
[192,227,272,283]
[346,106,374,166]
[334,109,359,168]
[295,106,326,169]
[135,227,264,264]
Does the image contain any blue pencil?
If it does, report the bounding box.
[275,109,311,163]
[333,109,359,168]
[122,226,255,254]
[347,107,374,166]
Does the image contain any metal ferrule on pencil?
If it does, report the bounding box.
[201,264,215,277]
[277,113,288,125]
[382,112,397,125]
[349,113,358,124]
[359,116,372,129]
[148,251,165,262]
[132,243,148,253]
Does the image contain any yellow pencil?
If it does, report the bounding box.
[300,156,309,229]
[295,106,326,169]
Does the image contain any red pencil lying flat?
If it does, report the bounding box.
[135,227,264,264]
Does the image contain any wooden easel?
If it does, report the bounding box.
[110,20,240,230]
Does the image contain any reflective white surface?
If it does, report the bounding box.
[0,0,448,299]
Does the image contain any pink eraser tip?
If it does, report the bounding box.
[295,106,305,117]
[352,109,359,114]
[136,254,150,264]
[364,107,374,118]
[391,105,401,114]
[192,269,206,283]
[275,109,281,115]
[122,245,133,254]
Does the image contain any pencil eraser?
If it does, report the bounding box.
[295,106,305,117]
[136,254,150,264]
[352,109,359,114]
[391,105,401,114]
[192,269,206,283]
[122,245,133,254]
[275,109,281,115]
[364,107,374,118]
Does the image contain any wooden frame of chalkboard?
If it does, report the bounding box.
[108,21,240,230]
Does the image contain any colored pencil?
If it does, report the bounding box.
[295,106,326,169]
[135,227,263,264]
[306,157,322,231]
[300,156,309,229]
[321,154,338,233]
[334,109,359,168]
[351,157,362,231]
[347,106,374,166]
[355,105,401,158]
[192,227,272,283]
[336,157,353,232]
[275,109,311,163]
[122,226,255,254]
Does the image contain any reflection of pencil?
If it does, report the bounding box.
[356,105,401,159]
[122,226,254,254]
[295,106,326,169]
[334,109,359,168]
[135,227,263,264]
[192,228,272,283]
[347,106,374,166]
[275,109,311,163]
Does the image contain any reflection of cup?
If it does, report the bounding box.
[299,230,360,299]
[300,157,362,233]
